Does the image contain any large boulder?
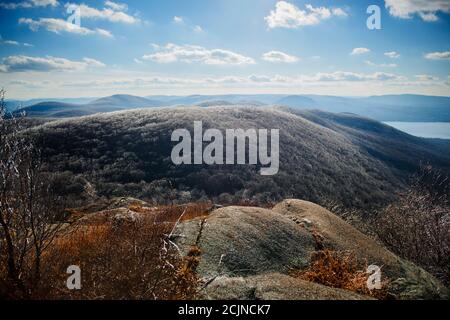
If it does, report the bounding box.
[201,273,372,300]
[173,200,448,300]
[174,206,317,278]
[272,199,448,300]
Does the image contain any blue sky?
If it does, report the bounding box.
[0,0,449,99]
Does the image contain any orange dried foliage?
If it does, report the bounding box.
[22,204,207,300]
[291,250,389,299]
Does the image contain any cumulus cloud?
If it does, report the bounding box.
[385,0,450,21]
[262,51,299,63]
[350,47,370,55]
[365,60,398,68]
[44,71,408,89]
[81,57,106,68]
[4,70,425,96]
[173,16,184,24]
[332,8,348,17]
[193,25,203,33]
[0,55,105,73]
[65,3,139,24]
[0,0,58,9]
[104,1,128,11]
[264,1,347,29]
[2,39,33,47]
[424,51,450,60]
[142,44,255,65]
[3,40,20,45]
[173,16,203,33]
[313,71,401,82]
[208,72,404,85]
[19,18,113,38]
[415,74,440,81]
[384,51,400,58]
[248,75,273,83]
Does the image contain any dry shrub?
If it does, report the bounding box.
[126,202,211,223]
[373,165,450,286]
[1,203,209,300]
[171,246,202,300]
[291,250,388,299]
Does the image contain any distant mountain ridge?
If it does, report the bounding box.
[10,93,450,122]
[12,94,168,118]
[5,97,95,112]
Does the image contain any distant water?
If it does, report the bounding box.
[384,122,450,139]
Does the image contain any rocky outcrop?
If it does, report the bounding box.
[173,206,317,278]
[174,200,449,300]
[200,273,372,300]
[272,199,448,300]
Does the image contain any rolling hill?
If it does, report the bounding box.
[88,94,164,110]
[5,97,95,112]
[274,94,450,122]
[27,106,450,210]
[14,94,167,118]
[13,93,450,122]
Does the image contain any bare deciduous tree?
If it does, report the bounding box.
[0,89,63,298]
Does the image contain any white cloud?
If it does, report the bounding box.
[173,16,184,24]
[385,0,450,21]
[95,28,114,38]
[415,74,439,81]
[350,47,370,55]
[1,39,33,47]
[424,51,450,60]
[19,18,113,38]
[0,0,58,9]
[248,75,273,83]
[142,44,255,65]
[3,40,19,45]
[312,71,402,82]
[0,55,105,73]
[365,60,398,68]
[264,1,347,29]
[193,25,203,33]
[65,3,140,24]
[81,57,106,68]
[7,69,446,98]
[173,16,203,33]
[418,12,439,21]
[16,71,405,89]
[262,51,299,63]
[332,8,348,17]
[104,1,127,11]
[384,51,400,58]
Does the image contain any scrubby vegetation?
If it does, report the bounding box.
[1,199,209,299]
[290,249,389,299]
[0,89,66,299]
[33,205,206,300]
[373,165,450,286]
[1,91,202,300]
[25,107,450,211]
